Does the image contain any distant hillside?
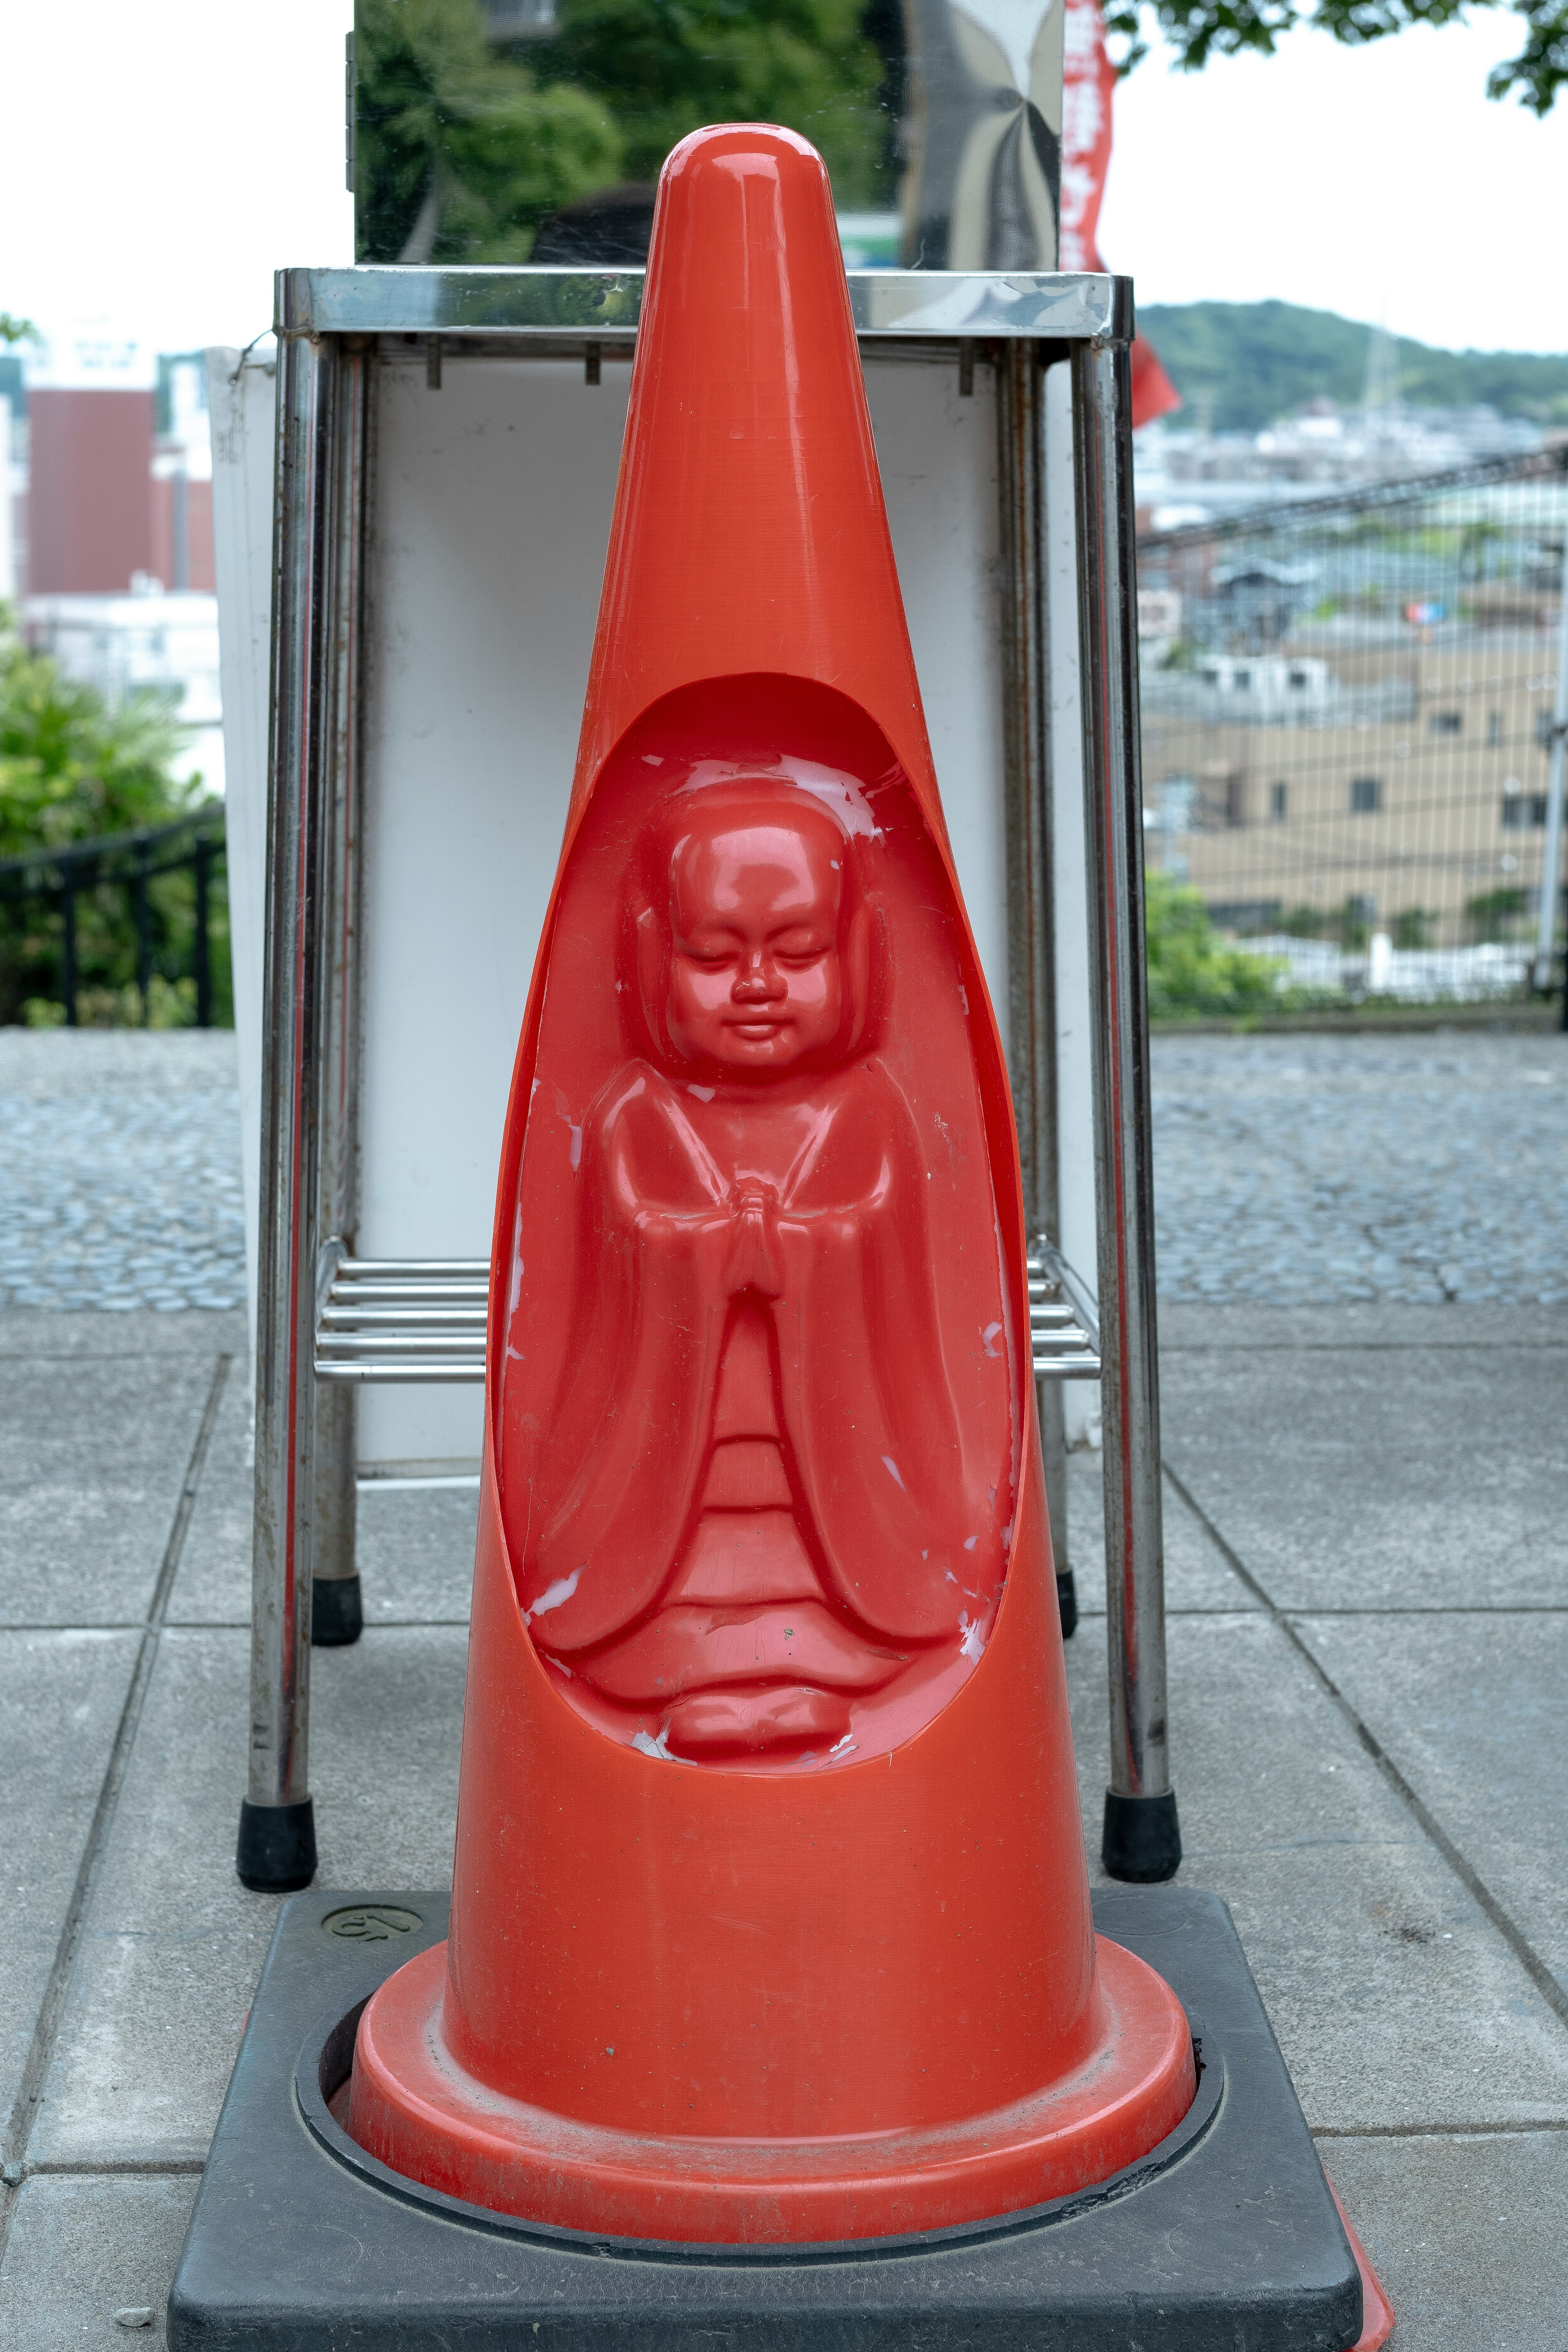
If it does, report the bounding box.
[1136,300,1568,434]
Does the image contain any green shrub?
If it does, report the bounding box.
[1145,868,1285,1020]
[0,606,229,1025]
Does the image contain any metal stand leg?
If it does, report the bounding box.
[311,345,369,1651]
[997,342,1076,1639]
[1071,334,1181,1884]
[237,321,353,1893]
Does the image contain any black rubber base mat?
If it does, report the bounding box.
[169,1883,1361,2350]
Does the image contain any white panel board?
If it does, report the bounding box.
[355,356,632,1467]
[863,361,1009,1031]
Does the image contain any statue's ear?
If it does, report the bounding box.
[844,902,873,1056]
[635,903,664,1054]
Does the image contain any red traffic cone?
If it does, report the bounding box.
[347,122,1194,2243]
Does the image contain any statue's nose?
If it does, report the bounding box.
[734,956,784,1000]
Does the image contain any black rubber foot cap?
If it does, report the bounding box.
[237,1798,317,1893]
[1056,1568,1078,1640]
[312,1575,363,1647]
[1102,1788,1182,1883]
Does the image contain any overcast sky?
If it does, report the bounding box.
[2,2,1564,362]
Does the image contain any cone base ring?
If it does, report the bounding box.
[343,1935,1197,2244]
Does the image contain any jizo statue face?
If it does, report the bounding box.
[662,808,846,1078]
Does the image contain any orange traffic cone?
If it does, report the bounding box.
[346,122,1194,2243]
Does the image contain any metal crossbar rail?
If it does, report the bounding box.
[313,1248,1100,1384]
[314,1258,488,1381]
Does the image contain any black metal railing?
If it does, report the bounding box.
[0,808,227,1027]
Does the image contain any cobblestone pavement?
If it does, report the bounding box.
[1152,1028,1568,1306]
[2,1027,1566,1314]
[0,1033,244,1312]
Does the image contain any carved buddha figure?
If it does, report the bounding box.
[502,763,1015,1766]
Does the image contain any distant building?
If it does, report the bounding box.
[18,333,214,597]
[12,332,222,790]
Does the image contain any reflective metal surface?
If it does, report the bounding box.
[312,350,370,1590]
[315,1258,488,1383]
[1071,339,1174,1811]
[278,266,1128,347]
[903,0,1063,269]
[352,4,1067,281]
[249,334,337,1816]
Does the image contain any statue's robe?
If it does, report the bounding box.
[504,1054,1009,1685]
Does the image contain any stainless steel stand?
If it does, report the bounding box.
[1071,338,1180,1882]
[239,265,1176,1888]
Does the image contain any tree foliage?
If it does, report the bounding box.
[0,611,227,1025]
[1104,0,1568,116]
[1138,300,1568,434]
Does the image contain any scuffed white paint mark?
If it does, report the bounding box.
[922,1549,930,1560]
[958,986,969,1014]
[1001,1521,1013,1549]
[881,1455,906,1491]
[566,1122,583,1172]
[525,1567,581,1621]
[508,1201,526,1317]
[980,1321,1002,1358]
[944,1569,958,1584]
[958,1613,985,1662]
[963,1534,978,1552]
[988,1486,996,1506]
[632,1727,673,1760]
[545,1655,574,1679]
[829,1733,857,1759]
[506,1345,526,1364]
[687,1084,715,1102]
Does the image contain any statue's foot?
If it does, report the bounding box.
[661,1683,850,1760]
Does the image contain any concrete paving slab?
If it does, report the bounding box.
[354,1482,478,1625]
[1063,1448,1261,1615]
[1160,1300,1568,1353]
[0,1355,219,1628]
[164,1363,250,1625]
[1301,1611,1568,2007]
[1159,1337,1568,1611]
[31,1625,466,2167]
[172,1405,479,1628]
[0,2172,198,2352]
[0,1309,247,1359]
[0,1630,137,2135]
[1064,1613,1568,2131]
[1322,2129,1568,2352]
